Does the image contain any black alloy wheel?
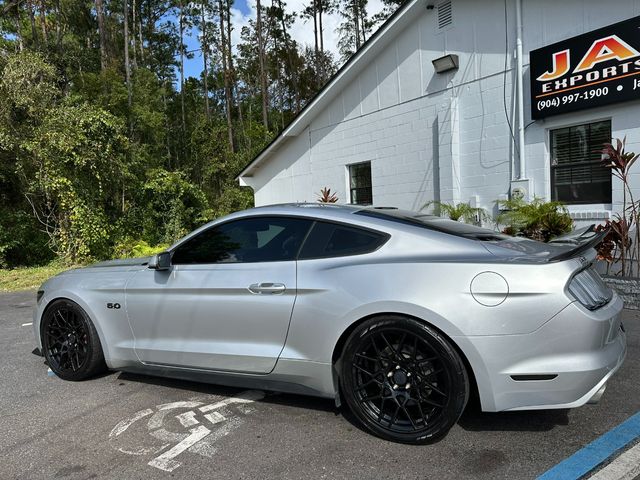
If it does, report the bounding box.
[41,299,107,381]
[340,315,469,444]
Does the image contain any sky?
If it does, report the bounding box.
[179,0,386,82]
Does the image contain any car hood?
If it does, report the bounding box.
[88,257,151,268]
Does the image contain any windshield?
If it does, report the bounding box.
[355,208,573,259]
[356,209,511,241]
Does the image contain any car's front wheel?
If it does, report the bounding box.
[340,315,469,444]
[41,299,107,381]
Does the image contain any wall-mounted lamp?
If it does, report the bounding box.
[432,54,459,73]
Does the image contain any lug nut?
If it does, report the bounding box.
[406,383,411,389]
[387,372,393,377]
[407,372,411,377]
[393,384,399,390]
[396,365,400,370]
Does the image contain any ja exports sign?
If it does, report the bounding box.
[530,16,640,119]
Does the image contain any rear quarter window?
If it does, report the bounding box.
[298,222,388,260]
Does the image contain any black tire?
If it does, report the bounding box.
[340,315,469,444]
[41,299,107,381]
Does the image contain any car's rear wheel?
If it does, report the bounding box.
[340,315,469,444]
[41,299,107,381]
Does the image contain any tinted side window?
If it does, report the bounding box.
[172,217,313,264]
[298,222,387,260]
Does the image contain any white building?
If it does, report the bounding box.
[237,0,640,225]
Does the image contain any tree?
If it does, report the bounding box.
[23,102,130,261]
[216,0,234,151]
[337,0,371,61]
[256,0,268,131]
[0,0,341,268]
[300,0,332,81]
[124,0,133,108]
[96,0,109,70]
[199,0,211,120]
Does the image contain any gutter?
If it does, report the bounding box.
[515,0,526,179]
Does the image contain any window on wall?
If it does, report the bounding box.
[550,121,612,205]
[349,162,373,205]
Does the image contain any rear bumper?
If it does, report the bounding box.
[457,293,627,412]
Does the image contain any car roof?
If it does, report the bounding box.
[229,203,434,227]
[169,204,411,251]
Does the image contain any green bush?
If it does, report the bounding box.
[141,168,210,245]
[21,100,129,262]
[0,209,54,268]
[112,238,170,259]
[422,201,488,224]
[496,197,573,242]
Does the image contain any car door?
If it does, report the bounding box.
[124,216,313,374]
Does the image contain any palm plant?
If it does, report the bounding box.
[317,187,338,203]
[496,197,573,242]
[422,201,488,224]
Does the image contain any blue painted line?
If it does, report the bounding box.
[537,411,640,480]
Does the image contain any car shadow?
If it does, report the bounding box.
[115,371,570,439]
[458,397,570,433]
[115,371,338,413]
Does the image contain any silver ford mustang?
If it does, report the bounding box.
[33,204,626,443]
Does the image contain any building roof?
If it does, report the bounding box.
[236,0,425,181]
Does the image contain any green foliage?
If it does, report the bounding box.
[1,0,371,269]
[0,51,59,120]
[0,260,74,292]
[422,201,488,224]
[0,209,54,268]
[141,169,210,245]
[22,100,129,261]
[112,238,170,259]
[496,197,573,242]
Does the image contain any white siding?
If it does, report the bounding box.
[246,0,640,224]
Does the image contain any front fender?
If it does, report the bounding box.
[34,271,140,369]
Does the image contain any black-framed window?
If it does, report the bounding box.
[298,221,388,260]
[172,217,313,264]
[550,121,612,204]
[349,162,373,205]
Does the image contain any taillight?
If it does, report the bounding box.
[568,267,612,310]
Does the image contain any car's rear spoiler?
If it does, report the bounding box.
[547,224,608,262]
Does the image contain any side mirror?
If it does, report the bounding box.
[148,252,172,271]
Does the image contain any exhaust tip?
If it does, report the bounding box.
[588,383,607,404]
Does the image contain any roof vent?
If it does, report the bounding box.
[437,1,452,29]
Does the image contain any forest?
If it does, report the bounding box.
[0,0,404,269]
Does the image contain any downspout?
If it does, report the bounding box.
[515,0,526,179]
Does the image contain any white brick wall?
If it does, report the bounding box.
[246,0,640,226]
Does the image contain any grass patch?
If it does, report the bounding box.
[0,262,77,292]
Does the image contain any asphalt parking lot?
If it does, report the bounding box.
[1,290,639,480]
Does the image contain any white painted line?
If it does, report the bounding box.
[204,411,226,425]
[21,322,32,327]
[148,425,211,472]
[157,401,202,411]
[109,390,266,471]
[199,390,264,413]
[175,411,200,428]
[109,409,154,438]
[148,401,202,429]
[588,442,640,480]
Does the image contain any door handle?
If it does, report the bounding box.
[248,283,286,295]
